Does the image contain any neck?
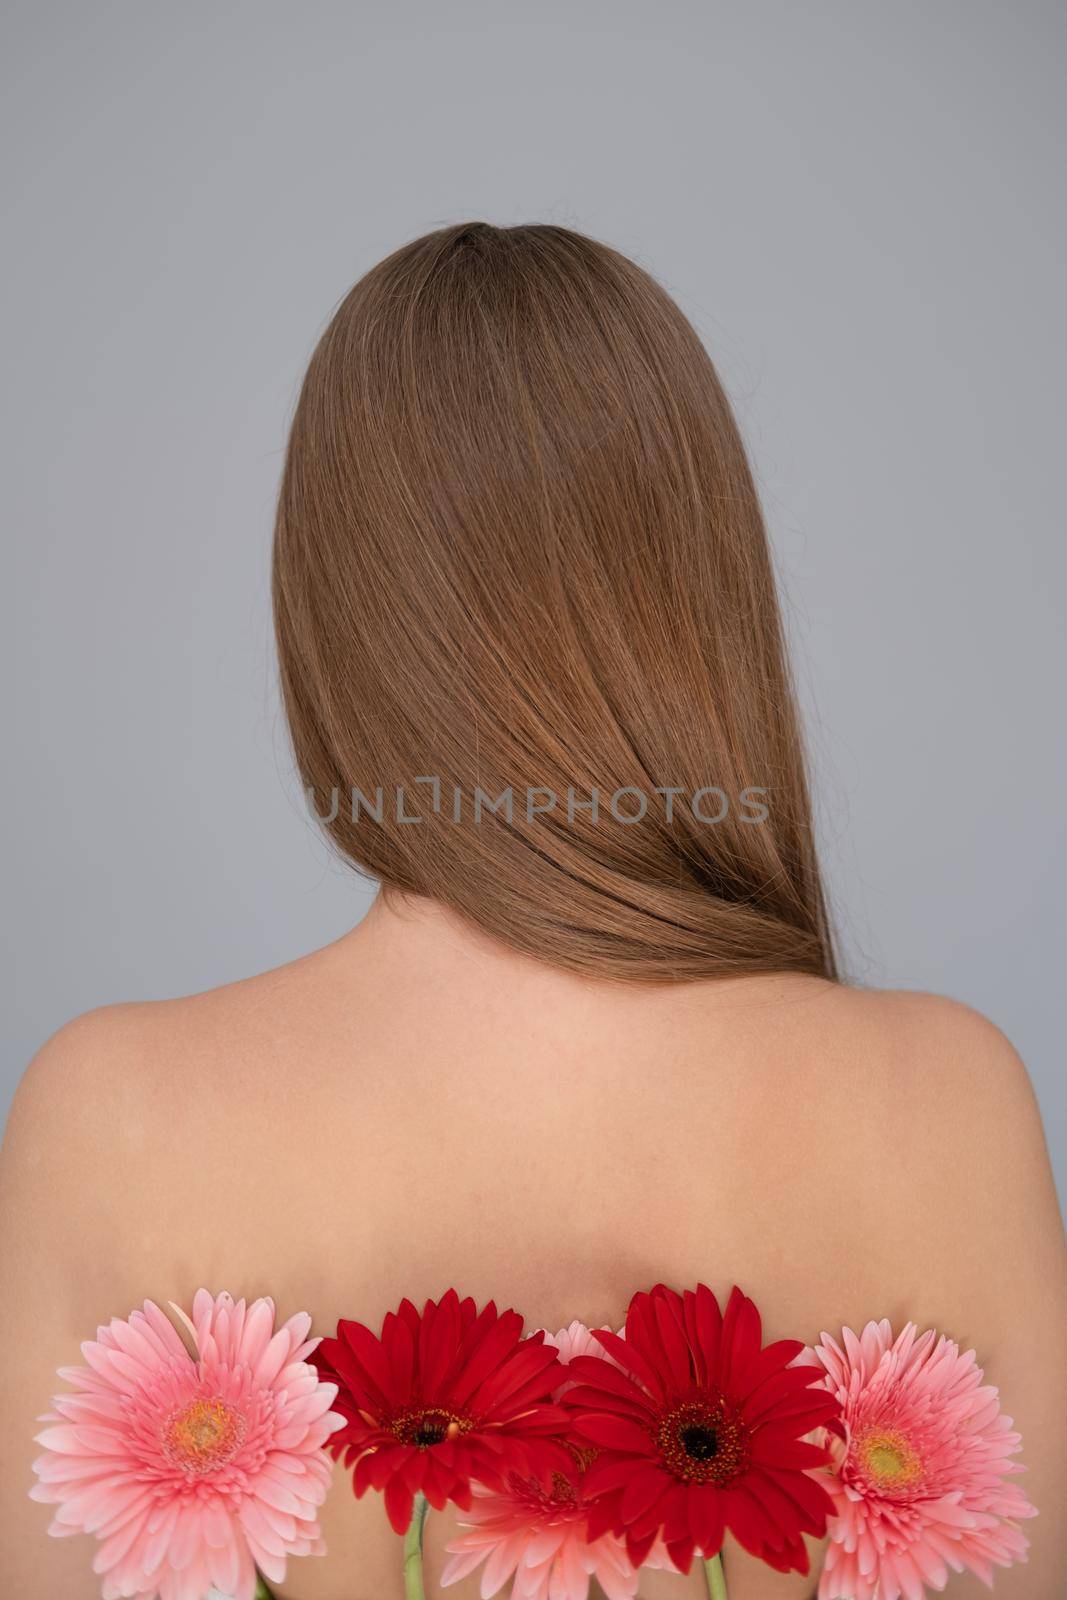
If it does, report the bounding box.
[329,887,831,1025]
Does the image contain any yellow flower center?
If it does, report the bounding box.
[163,1397,245,1474]
[856,1428,923,1489]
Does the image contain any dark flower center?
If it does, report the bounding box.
[681,1425,719,1460]
[414,1416,448,1446]
[656,1397,747,1485]
[391,1407,470,1449]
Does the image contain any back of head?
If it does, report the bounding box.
[273,221,836,981]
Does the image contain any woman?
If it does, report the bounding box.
[1,222,1063,1598]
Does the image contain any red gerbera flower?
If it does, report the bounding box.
[564,1283,842,1575]
[312,1289,574,1533]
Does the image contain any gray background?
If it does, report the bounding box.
[2,2,1064,1212]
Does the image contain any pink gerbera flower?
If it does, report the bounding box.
[30,1290,344,1600]
[441,1321,675,1600]
[809,1320,1037,1600]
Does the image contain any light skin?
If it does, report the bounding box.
[1,891,1064,1599]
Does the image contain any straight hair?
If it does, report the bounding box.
[273,222,837,982]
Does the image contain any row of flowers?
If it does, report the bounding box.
[31,1283,1035,1600]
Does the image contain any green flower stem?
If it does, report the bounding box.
[704,1552,728,1600]
[253,1577,276,1600]
[403,1491,430,1600]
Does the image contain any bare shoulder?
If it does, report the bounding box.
[870,988,1058,1186]
[2,1002,164,1208]
[766,977,1038,1081]
[1,1003,188,1283]
[0,949,340,1303]
[4,996,219,1196]
[837,982,1040,1093]
[6,998,165,1124]
[759,980,1052,1156]
[4,944,335,1150]
[768,982,1063,1265]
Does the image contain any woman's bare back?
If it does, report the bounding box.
[2,894,1064,1597]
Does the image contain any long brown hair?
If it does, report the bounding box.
[273,222,837,981]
